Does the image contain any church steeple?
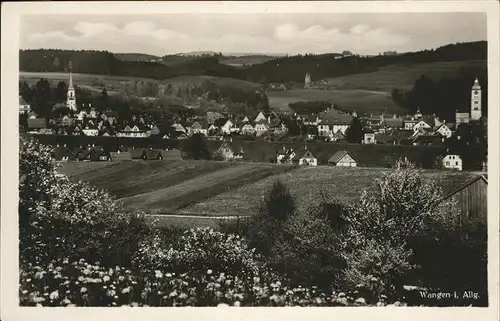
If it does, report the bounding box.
[68,61,74,89]
[470,77,482,121]
[66,61,77,111]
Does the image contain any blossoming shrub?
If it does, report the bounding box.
[133,228,269,279]
[19,137,154,268]
[20,257,394,307]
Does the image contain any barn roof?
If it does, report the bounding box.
[438,174,488,206]
[129,148,146,159]
[298,146,316,159]
[328,150,354,164]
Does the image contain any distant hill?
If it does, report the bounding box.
[243,41,487,83]
[114,53,161,62]
[19,41,487,83]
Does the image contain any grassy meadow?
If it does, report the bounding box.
[63,160,296,214]
[268,88,401,114]
[61,160,476,218]
[325,60,485,92]
[184,166,477,216]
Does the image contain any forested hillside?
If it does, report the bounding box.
[19,41,487,83]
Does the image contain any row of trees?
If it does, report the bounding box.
[20,42,486,84]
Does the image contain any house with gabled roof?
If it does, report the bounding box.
[253,111,267,123]
[240,123,256,136]
[110,150,133,161]
[217,139,244,161]
[328,150,357,167]
[129,147,147,160]
[188,121,209,136]
[75,147,93,162]
[413,119,433,132]
[434,123,455,138]
[90,150,111,162]
[52,146,73,162]
[297,146,317,166]
[254,120,270,137]
[276,146,296,165]
[19,96,31,114]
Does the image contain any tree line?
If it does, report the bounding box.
[391,65,488,121]
[20,41,486,84]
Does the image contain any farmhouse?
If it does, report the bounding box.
[240,123,256,136]
[443,154,463,171]
[254,120,270,137]
[90,150,111,162]
[435,123,455,138]
[160,149,182,160]
[276,147,296,165]
[110,150,132,161]
[217,139,244,161]
[19,96,31,114]
[52,146,73,162]
[328,150,357,167]
[440,174,487,224]
[253,111,267,123]
[189,121,209,136]
[363,131,376,144]
[297,146,317,166]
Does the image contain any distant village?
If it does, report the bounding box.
[20,67,487,171]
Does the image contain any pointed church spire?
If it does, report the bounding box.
[472,77,481,90]
[68,61,73,89]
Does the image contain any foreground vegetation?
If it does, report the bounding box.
[20,137,487,306]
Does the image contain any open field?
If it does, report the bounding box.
[268,88,402,114]
[61,160,478,220]
[326,60,486,92]
[20,72,261,94]
[219,55,277,67]
[62,160,296,213]
[184,166,479,216]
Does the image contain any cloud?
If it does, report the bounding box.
[20,20,435,55]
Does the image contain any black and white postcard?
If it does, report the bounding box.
[1,1,499,321]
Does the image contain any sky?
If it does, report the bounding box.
[20,13,487,56]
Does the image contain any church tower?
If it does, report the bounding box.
[470,77,482,121]
[66,61,77,111]
[304,73,311,89]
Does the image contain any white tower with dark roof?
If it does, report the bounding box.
[470,77,482,121]
[66,61,77,111]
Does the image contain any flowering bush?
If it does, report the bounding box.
[133,228,269,279]
[20,257,394,307]
[19,137,153,268]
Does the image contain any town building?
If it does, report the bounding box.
[363,131,376,144]
[276,147,296,165]
[298,146,317,166]
[304,73,312,89]
[442,154,463,171]
[470,78,482,121]
[19,96,31,114]
[328,150,357,167]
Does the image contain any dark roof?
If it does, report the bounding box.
[19,96,28,105]
[298,147,316,159]
[320,111,352,125]
[129,148,146,159]
[214,118,228,127]
[384,118,403,127]
[27,118,47,129]
[440,174,488,202]
[160,150,182,160]
[90,150,111,161]
[109,151,132,161]
[328,150,350,164]
[144,149,162,160]
[52,146,73,160]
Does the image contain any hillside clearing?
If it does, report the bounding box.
[184,166,478,216]
[268,88,403,114]
[326,60,486,92]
